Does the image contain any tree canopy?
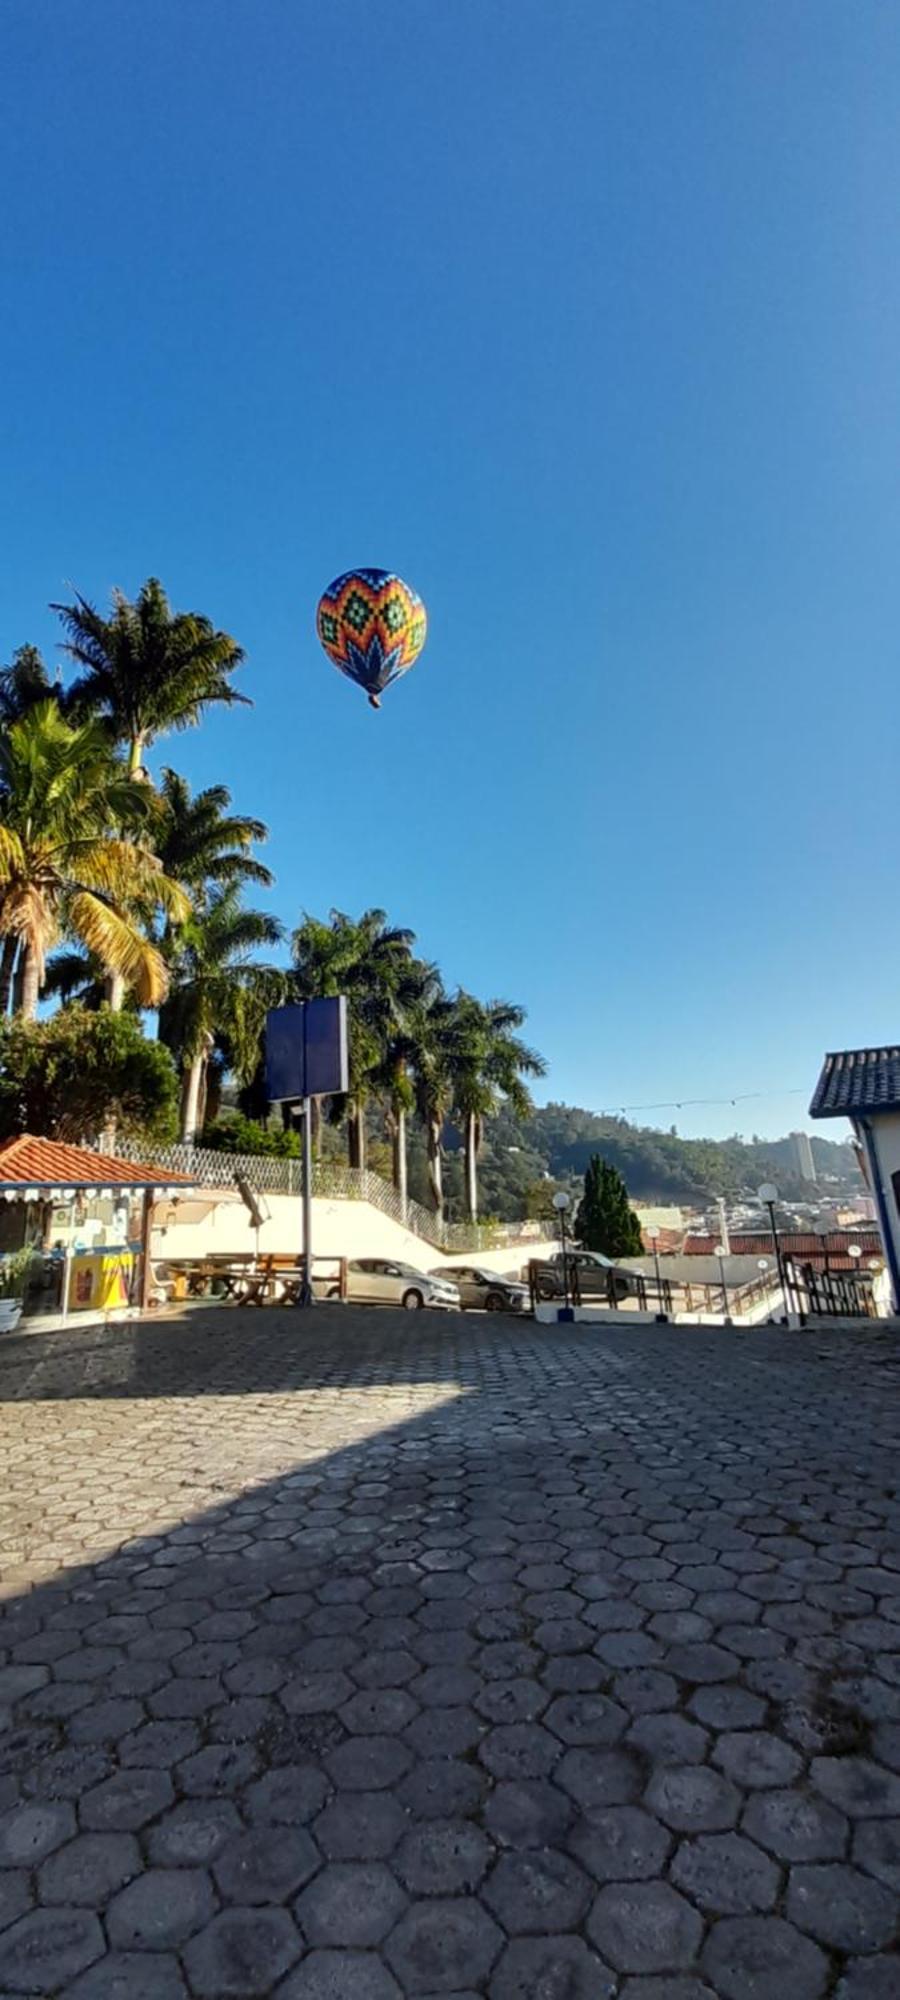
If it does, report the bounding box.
[575,1155,644,1257]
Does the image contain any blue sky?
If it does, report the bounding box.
[3,1,899,1140]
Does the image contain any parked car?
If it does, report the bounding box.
[326,1258,461,1311]
[536,1250,633,1302]
[431,1265,528,1313]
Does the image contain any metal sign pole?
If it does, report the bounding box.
[299,1097,315,1307]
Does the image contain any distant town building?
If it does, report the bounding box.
[790,1130,817,1182]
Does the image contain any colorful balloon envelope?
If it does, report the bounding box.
[316,568,427,708]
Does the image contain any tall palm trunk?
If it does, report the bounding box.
[128,732,146,779]
[391,1103,408,1214]
[426,1115,444,1221]
[347,1099,366,1172]
[106,973,125,1011]
[20,945,41,1020]
[0,935,18,1015]
[181,1033,213,1143]
[464,1111,480,1222]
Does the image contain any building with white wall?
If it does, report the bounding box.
[810,1047,900,1310]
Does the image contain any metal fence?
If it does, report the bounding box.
[119,1141,545,1256]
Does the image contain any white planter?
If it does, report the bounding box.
[0,1300,23,1333]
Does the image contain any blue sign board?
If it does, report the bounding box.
[266,997,349,1103]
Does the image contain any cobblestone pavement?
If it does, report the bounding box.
[0,1308,898,1998]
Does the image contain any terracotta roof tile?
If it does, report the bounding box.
[0,1134,194,1189]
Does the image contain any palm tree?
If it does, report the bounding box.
[448,994,546,1222]
[409,984,459,1222]
[154,769,273,898]
[0,646,61,726]
[291,909,416,1171]
[158,889,284,1142]
[0,704,188,1017]
[377,957,440,1210]
[53,576,247,777]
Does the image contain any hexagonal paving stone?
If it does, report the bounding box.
[482,1848,592,1934]
[385,1897,504,1992]
[64,1949,189,1998]
[835,1960,900,2000]
[474,1680,548,1726]
[568,1805,673,1882]
[713,1728,803,1789]
[0,1800,75,1864]
[278,1951,403,1999]
[325,1735,412,1791]
[0,1908,105,1994]
[0,1872,32,1932]
[341,1689,420,1735]
[146,1799,243,1865]
[811,1756,900,1817]
[183,1908,303,1995]
[670,1832,781,1913]
[543,1693,628,1745]
[106,1866,217,1949]
[295,1862,407,1947]
[490,1934,617,1999]
[243,1763,330,1825]
[689,1686,767,1729]
[852,1816,900,1890]
[701,1915,830,2000]
[38,1831,141,1905]
[627,1712,709,1764]
[555,1747,644,1808]
[478,1724,561,1780]
[645,1763,741,1833]
[79,1768,174,1832]
[785,1861,898,1952]
[213,1826,320,1903]
[742,1788,850,1863]
[399,1758,486,1820]
[482,1778,575,1850]
[394,1820,494,1895]
[587,1879,704,1973]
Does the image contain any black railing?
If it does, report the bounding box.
[783,1258,876,1321]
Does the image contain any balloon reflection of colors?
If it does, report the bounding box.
[316,568,427,709]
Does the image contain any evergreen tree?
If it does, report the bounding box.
[575,1154,643,1256]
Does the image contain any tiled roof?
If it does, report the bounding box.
[683,1231,882,1271]
[0,1135,194,1190]
[810,1047,900,1118]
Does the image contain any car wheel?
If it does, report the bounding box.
[485,1291,506,1312]
[326,1286,340,1300]
[537,1281,555,1301]
[402,1289,424,1311]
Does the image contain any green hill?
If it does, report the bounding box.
[403,1101,862,1223]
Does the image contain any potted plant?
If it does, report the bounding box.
[0,1248,33,1332]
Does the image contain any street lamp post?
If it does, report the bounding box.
[645,1223,665,1318]
[552,1191,572,1317]
[758,1183,787,1321]
[757,1257,769,1311]
[714,1243,731,1325]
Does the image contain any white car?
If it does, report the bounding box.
[329,1259,461,1312]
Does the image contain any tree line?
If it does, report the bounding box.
[0,579,544,1221]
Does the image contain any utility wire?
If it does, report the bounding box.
[593,1088,807,1118]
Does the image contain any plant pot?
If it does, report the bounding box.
[0,1300,23,1333]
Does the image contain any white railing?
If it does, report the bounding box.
[119,1141,546,1254]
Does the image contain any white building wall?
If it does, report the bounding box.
[152,1192,555,1280]
[858,1112,900,1309]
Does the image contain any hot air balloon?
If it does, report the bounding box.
[316,568,427,708]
